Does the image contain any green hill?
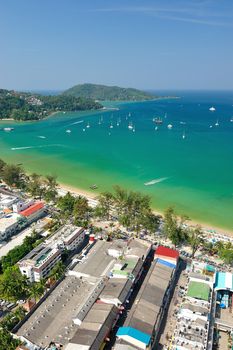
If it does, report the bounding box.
[0,89,102,121]
[62,83,157,101]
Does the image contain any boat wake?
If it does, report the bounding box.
[11,144,62,151]
[144,177,169,186]
[70,120,84,125]
[38,136,46,139]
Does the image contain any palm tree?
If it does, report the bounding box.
[188,226,203,258]
[49,261,66,281]
[96,191,114,220]
[44,175,58,202]
[28,282,44,302]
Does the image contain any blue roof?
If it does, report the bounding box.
[117,327,151,345]
[157,258,176,269]
[215,272,233,291]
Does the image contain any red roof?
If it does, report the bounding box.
[20,202,44,217]
[155,246,179,260]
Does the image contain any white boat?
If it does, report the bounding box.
[86,122,90,128]
[66,129,71,133]
[128,113,131,117]
[164,113,167,119]
[133,127,136,132]
[210,125,213,128]
[215,120,219,126]
[83,128,86,132]
[209,106,216,111]
[167,124,173,129]
[128,122,133,130]
[3,127,14,132]
[110,122,113,129]
[182,131,186,139]
[155,126,158,131]
[230,118,233,122]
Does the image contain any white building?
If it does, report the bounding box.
[0,213,22,241]
[18,225,85,281]
[12,199,34,213]
[18,244,61,282]
[47,225,85,251]
[0,194,18,210]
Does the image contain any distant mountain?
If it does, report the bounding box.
[62,83,157,101]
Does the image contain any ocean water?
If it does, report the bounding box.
[0,91,233,231]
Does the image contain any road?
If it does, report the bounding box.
[0,227,33,258]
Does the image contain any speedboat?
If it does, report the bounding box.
[167,124,173,129]
[66,129,71,133]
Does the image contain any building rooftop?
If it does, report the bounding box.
[0,213,21,231]
[122,258,174,336]
[20,202,44,217]
[73,240,116,279]
[155,245,179,260]
[47,225,84,245]
[17,275,96,348]
[18,243,59,268]
[67,303,119,349]
[187,281,210,301]
[215,271,233,292]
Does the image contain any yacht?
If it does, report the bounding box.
[167,124,173,129]
[153,117,163,124]
[209,106,216,112]
[3,127,14,132]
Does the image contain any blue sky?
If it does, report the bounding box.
[0,0,233,90]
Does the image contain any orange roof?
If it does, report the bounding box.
[3,208,12,214]
[20,202,44,217]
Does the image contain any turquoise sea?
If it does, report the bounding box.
[0,91,233,231]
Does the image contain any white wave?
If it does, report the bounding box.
[11,144,61,151]
[144,177,169,186]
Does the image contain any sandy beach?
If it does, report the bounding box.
[58,182,233,238]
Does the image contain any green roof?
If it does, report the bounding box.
[187,281,210,301]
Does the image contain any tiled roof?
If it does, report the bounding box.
[155,246,179,259]
[20,202,44,217]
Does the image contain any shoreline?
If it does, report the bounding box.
[58,182,233,238]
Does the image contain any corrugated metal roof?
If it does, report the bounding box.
[20,202,44,217]
[117,327,151,345]
[155,246,179,259]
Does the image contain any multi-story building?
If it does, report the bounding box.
[18,225,86,282]
[18,243,61,282]
[47,225,85,251]
[0,213,22,241]
[20,202,45,224]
